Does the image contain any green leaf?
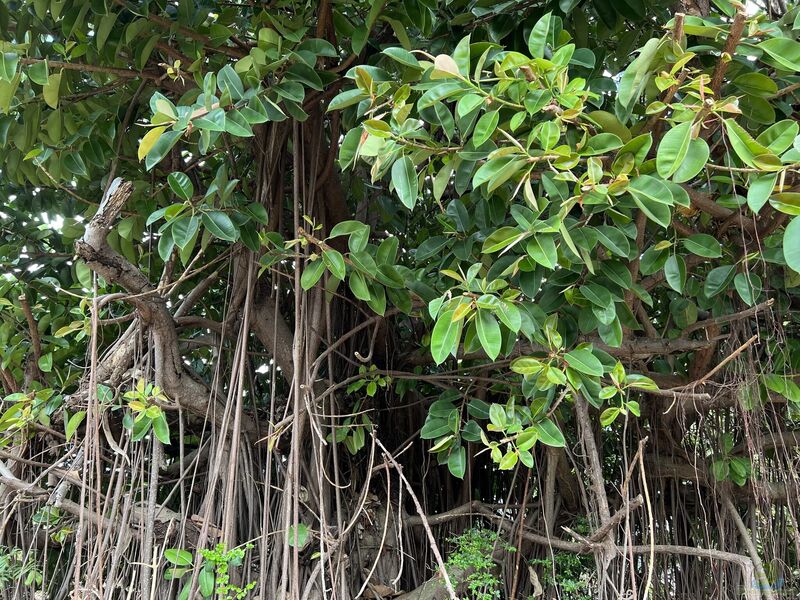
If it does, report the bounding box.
[329,220,367,239]
[447,446,466,479]
[327,89,368,112]
[38,353,53,373]
[168,172,193,201]
[770,193,800,215]
[322,249,346,280]
[97,13,118,51]
[217,64,244,99]
[527,12,552,58]
[391,156,418,210]
[429,434,454,454]
[672,137,709,183]
[453,34,471,76]
[431,310,462,365]
[351,251,377,276]
[628,175,673,228]
[733,72,777,97]
[193,108,226,131]
[145,130,182,171]
[202,211,238,241]
[171,217,199,249]
[0,73,19,113]
[286,62,323,91]
[526,235,557,268]
[682,234,721,258]
[600,407,620,427]
[723,119,779,170]
[244,202,268,224]
[421,417,451,439]
[616,38,661,119]
[28,60,48,85]
[43,71,62,109]
[729,457,750,484]
[165,549,193,567]
[349,271,371,300]
[534,418,565,447]
[288,523,309,547]
[784,217,800,273]
[199,569,215,597]
[664,255,686,293]
[138,126,167,161]
[301,259,325,290]
[417,81,465,110]
[656,121,692,179]
[704,265,735,297]
[476,310,501,360]
[474,157,517,188]
[564,348,603,377]
[64,153,89,179]
[758,37,800,71]
[580,283,613,309]
[510,357,544,375]
[498,450,518,470]
[382,47,420,69]
[733,273,761,306]
[457,93,484,119]
[363,119,392,138]
[0,53,19,81]
[747,173,777,214]
[711,460,729,482]
[65,410,86,441]
[473,110,499,146]
[598,318,623,348]
[539,122,561,151]
[670,298,697,329]
[595,226,630,257]
[629,174,673,205]
[757,120,799,154]
[225,110,254,137]
[152,413,170,444]
[583,132,622,155]
[482,226,525,254]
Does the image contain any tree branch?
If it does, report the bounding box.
[710,9,747,97]
[74,178,253,433]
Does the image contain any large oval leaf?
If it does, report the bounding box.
[391,156,418,210]
[656,121,692,179]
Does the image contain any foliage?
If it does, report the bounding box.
[164,543,256,600]
[530,551,594,600]
[0,388,61,446]
[0,545,43,589]
[0,0,799,597]
[443,528,512,600]
[122,379,172,444]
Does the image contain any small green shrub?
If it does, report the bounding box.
[0,545,43,589]
[164,543,255,600]
[444,527,514,600]
[529,551,594,600]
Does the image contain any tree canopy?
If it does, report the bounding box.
[0,0,799,598]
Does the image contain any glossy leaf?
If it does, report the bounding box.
[564,348,603,377]
[391,156,418,210]
[784,217,800,273]
[476,310,501,360]
[656,121,692,179]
